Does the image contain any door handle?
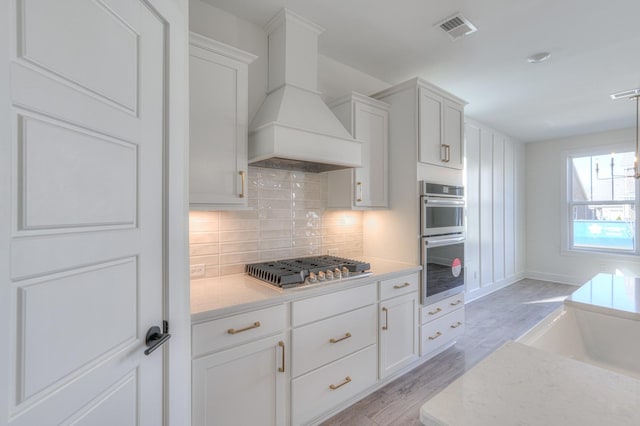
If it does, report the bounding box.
[144,321,171,356]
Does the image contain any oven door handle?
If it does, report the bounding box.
[424,198,465,206]
[424,236,465,247]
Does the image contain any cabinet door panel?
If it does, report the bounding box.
[189,38,250,208]
[418,89,443,165]
[192,334,286,426]
[353,102,388,207]
[379,292,419,378]
[444,100,464,169]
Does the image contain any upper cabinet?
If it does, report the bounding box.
[189,33,256,210]
[419,89,464,169]
[374,78,466,171]
[327,92,390,209]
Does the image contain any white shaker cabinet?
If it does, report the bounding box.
[327,92,389,208]
[192,334,287,426]
[374,78,466,171]
[189,32,256,209]
[191,304,287,426]
[379,274,420,379]
[419,89,464,169]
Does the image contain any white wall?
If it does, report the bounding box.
[526,127,639,285]
[189,0,390,122]
[465,119,526,301]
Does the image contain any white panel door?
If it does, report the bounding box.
[2,0,167,424]
[418,88,443,165]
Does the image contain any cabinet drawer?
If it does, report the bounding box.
[292,283,377,326]
[420,308,465,357]
[292,304,377,377]
[420,292,464,324]
[192,304,286,357]
[380,273,419,300]
[292,345,377,426]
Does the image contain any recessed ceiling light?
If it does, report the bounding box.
[527,52,551,63]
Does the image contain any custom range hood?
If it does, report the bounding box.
[249,9,362,173]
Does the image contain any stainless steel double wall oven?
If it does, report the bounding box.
[420,182,465,305]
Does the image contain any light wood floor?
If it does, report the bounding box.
[321,279,576,426]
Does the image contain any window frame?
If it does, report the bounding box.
[561,143,639,256]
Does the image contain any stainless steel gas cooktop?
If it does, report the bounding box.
[245,255,371,289]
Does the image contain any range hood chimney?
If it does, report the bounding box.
[248,9,362,172]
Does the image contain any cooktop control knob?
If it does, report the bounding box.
[334,268,342,279]
[326,270,334,280]
[308,272,317,283]
[317,271,325,281]
[341,267,350,278]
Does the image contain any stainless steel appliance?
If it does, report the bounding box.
[420,182,465,304]
[245,255,371,289]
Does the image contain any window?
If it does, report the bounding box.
[566,150,638,254]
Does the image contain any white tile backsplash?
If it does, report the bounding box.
[188,166,364,278]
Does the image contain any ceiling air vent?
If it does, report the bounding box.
[437,13,477,40]
[610,88,640,100]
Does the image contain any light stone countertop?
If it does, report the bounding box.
[565,272,640,320]
[420,341,640,426]
[191,257,421,322]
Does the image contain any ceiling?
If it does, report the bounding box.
[202,0,640,142]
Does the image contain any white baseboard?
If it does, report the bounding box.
[524,270,582,286]
[465,272,525,303]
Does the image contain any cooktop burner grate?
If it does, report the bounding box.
[245,255,370,288]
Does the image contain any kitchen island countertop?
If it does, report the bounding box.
[420,340,640,426]
[191,257,420,322]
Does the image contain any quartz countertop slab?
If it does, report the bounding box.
[191,257,420,322]
[565,272,640,320]
[420,340,640,426]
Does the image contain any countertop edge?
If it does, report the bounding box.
[191,261,421,322]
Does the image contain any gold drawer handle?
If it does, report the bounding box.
[329,376,352,390]
[450,322,463,329]
[428,332,442,340]
[393,282,411,289]
[278,341,285,373]
[330,332,352,344]
[428,307,442,315]
[450,299,463,306]
[227,321,260,334]
[382,307,389,330]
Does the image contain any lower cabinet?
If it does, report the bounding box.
[291,345,377,425]
[420,292,465,357]
[379,291,419,379]
[192,273,429,425]
[192,334,287,426]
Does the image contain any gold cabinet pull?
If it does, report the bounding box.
[278,341,285,373]
[450,299,463,306]
[393,282,410,289]
[428,307,442,315]
[428,332,442,340]
[382,307,389,330]
[238,170,246,198]
[330,332,352,344]
[441,144,451,162]
[227,321,260,334]
[329,376,352,390]
[356,182,363,202]
[450,322,463,329]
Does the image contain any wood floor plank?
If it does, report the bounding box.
[320,279,576,426]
